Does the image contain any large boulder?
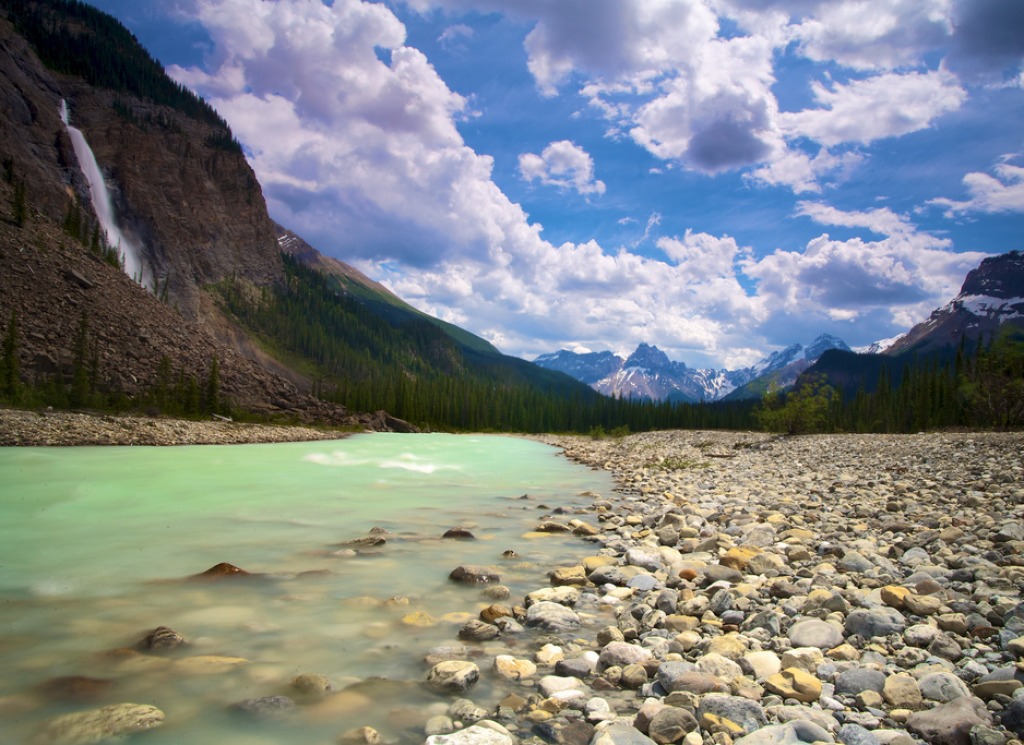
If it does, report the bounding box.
[33,703,165,744]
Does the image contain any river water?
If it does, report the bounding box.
[0,433,614,744]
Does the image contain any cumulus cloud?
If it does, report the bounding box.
[779,70,967,147]
[928,158,1024,216]
[518,141,606,195]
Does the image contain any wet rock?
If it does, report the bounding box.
[732,721,835,745]
[459,620,500,642]
[906,696,991,745]
[599,641,653,669]
[231,695,296,720]
[657,663,729,695]
[339,726,383,744]
[425,723,514,745]
[494,655,537,680]
[442,527,476,539]
[449,565,500,584]
[192,562,251,578]
[35,676,114,703]
[33,703,165,744]
[290,672,332,700]
[427,661,480,694]
[525,601,581,631]
[138,625,186,651]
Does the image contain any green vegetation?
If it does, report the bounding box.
[755,327,1024,434]
[4,0,230,130]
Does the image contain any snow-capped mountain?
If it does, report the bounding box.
[534,335,851,402]
[886,250,1024,355]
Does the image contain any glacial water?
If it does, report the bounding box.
[0,433,613,744]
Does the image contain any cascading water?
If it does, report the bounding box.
[60,99,149,287]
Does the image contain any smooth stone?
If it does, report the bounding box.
[658,663,728,695]
[906,696,991,745]
[33,703,165,744]
[733,721,835,745]
[291,672,332,699]
[590,722,657,745]
[918,671,970,702]
[449,566,500,584]
[844,608,906,638]
[695,653,744,683]
[880,586,910,608]
[904,623,940,647]
[193,562,251,578]
[527,587,581,607]
[459,620,500,642]
[743,651,782,681]
[882,673,923,710]
[705,634,748,660]
[551,566,588,586]
[779,648,824,674]
[834,668,886,696]
[788,619,844,650]
[904,594,942,616]
[647,707,699,744]
[557,655,598,679]
[1002,696,1024,737]
[231,695,296,720]
[538,675,586,697]
[837,723,880,745]
[427,661,480,694]
[442,528,476,539]
[480,604,513,624]
[339,726,383,744]
[599,641,653,668]
[620,663,649,689]
[494,655,537,680]
[839,551,874,573]
[138,625,186,651]
[721,547,761,571]
[173,655,248,674]
[697,695,768,735]
[764,668,822,703]
[425,723,514,745]
[628,574,661,592]
[526,601,582,631]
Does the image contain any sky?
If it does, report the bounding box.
[85,0,1024,369]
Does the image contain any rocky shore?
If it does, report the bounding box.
[10,426,1024,745]
[411,430,1024,745]
[0,407,411,446]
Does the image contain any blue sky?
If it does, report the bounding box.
[86,0,1024,369]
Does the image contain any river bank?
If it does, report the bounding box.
[3,413,1024,744]
[0,407,352,446]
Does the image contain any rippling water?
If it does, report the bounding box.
[0,433,613,744]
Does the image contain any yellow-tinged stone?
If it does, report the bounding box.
[780,528,815,542]
[525,709,553,722]
[400,611,437,627]
[826,643,860,661]
[700,712,745,736]
[439,612,474,624]
[494,655,537,680]
[173,655,248,674]
[903,593,942,616]
[764,668,822,703]
[721,547,760,571]
[550,566,588,586]
[583,556,618,573]
[881,585,910,608]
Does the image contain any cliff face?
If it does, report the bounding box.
[0,11,356,422]
[62,83,284,319]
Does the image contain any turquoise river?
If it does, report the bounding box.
[0,433,615,744]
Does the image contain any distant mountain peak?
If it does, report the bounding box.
[624,343,673,371]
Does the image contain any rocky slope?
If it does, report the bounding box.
[887,251,1024,355]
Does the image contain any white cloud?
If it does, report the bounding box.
[928,158,1024,216]
[795,201,917,237]
[518,141,606,195]
[438,23,474,49]
[779,70,967,147]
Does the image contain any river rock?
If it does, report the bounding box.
[658,663,729,695]
[427,661,480,694]
[231,695,295,720]
[844,608,906,638]
[764,668,822,703]
[918,671,970,702]
[138,625,186,651]
[290,672,332,699]
[697,696,768,735]
[425,723,514,745]
[647,707,699,744]
[449,566,500,584]
[525,601,581,631]
[459,620,500,642]
[339,726,383,744]
[494,655,537,680]
[787,619,844,650]
[33,703,165,744]
[906,696,991,745]
[591,722,657,745]
[193,562,251,578]
[442,528,476,539]
[732,721,835,745]
[599,641,653,669]
[882,673,923,710]
[834,668,886,696]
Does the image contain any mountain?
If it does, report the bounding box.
[534,334,851,402]
[885,250,1024,356]
[0,1,600,431]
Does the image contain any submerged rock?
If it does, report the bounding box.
[33,702,165,744]
[449,565,501,584]
[191,562,251,578]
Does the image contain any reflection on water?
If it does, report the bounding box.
[0,434,612,744]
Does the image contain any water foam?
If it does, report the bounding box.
[59,100,149,286]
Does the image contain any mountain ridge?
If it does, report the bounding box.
[534,334,852,402]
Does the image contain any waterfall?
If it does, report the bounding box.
[60,100,149,287]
